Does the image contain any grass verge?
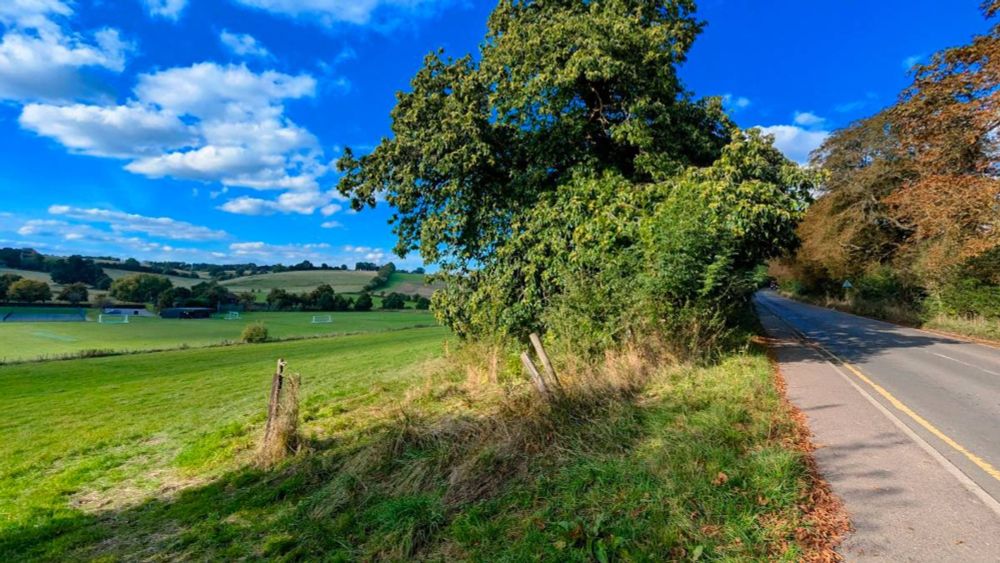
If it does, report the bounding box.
[2,327,840,560]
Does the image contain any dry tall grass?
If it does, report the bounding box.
[256,372,301,467]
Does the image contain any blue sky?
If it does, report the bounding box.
[0,0,989,268]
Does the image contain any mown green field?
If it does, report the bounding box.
[221,270,376,294]
[0,327,451,560]
[0,310,436,363]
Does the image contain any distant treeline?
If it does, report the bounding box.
[0,248,426,285]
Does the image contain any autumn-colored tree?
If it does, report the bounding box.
[888,1,1000,277]
[785,2,999,297]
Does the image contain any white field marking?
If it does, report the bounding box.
[931,352,1000,377]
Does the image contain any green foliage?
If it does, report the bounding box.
[341,1,811,355]
[0,273,23,302]
[337,0,731,267]
[109,274,173,304]
[7,279,51,303]
[56,282,89,305]
[354,292,374,311]
[414,296,431,310]
[363,263,396,292]
[381,292,407,310]
[240,322,268,343]
[49,255,105,286]
[434,131,815,355]
[935,279,1000,319]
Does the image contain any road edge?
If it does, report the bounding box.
[756,335,851,561]
[756,297,1000,519]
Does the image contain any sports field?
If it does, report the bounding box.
[0,310,437,363]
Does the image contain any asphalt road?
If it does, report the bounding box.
[756,291,1000,501]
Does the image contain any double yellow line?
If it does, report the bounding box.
[762,299,1000,484]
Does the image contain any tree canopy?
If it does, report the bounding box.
[784,2,999,296]
[337,0,813,348]
[338,0,733,269]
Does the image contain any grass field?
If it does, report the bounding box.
[0,267,53,284]
[221,270,376,295]
[102,268,203,288]
[0,310,437,363]
[382,272,446,297]
[0,326,832,560]
[0,327,451,560]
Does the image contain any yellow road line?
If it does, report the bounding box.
[804,335,1000,483]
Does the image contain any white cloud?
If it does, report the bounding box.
[722,94,751,110]
[320,220,342,228]
[217,189,340,215]
[47,205,228,241]
[134,63,315,120]
[232,0,450,28]
[220,30,271,58]
[143,0,188,20]
[792,111,826,128]
[20,63,330,212]
[229,241,340,263]
[19,103,194,157]
[0,8,130,102]
[320,203,342,216]
[755,125,830,165]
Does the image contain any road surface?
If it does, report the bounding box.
[755,291,1000,561]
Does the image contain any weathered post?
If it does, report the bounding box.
[529,333,563,394]
[258,358,300,467]
[520,351,550,399]
[263,358,286,442]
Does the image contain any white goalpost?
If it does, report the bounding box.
[98,314,129,324]
[311,314,333,324]
[225,311,241,320]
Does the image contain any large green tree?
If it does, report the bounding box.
[338,0,811,344]
[109,274,173,304]
[337,0,732,269]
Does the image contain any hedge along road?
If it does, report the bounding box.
[0,310,437,363]
[755,291,1000,503]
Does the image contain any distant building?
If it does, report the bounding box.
[159,307,213,319]
[103,307,155,318]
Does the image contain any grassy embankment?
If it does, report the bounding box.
[1,324,837,560]
[0,310,436,363]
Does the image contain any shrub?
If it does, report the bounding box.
[8,279,52,303]
[241,322,269,343]
[935,279,1000,319]
[381,292,407,310]
[354,292,373,311]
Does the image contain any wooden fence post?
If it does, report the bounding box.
[529,333,563,393]
[520,351,550,399]
[263,358,286,446]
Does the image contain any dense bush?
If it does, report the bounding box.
[381,292,407,310]
[241,322,269,343]
[50,255,105,286]
[354,293,373,311]
[0,273,23,302]
[8,279,52,303]
[110,274,173,304]
[935,279,1000,319]
[56,283,89,305]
